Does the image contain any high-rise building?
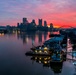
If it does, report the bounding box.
[23,18,28,25]
[50,23,53,28]
[31,19,36,26]
[38,19,42,26]
[17,23,19,27]
[50,23,53,31]
[44,21,47,27]
[32,19,35,23]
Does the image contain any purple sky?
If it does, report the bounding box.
[0,0,76,27]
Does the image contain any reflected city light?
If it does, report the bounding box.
[0,33,4,36]
[39,61,41,63]
[18,31,20,33]
[26,37,29,43]
[35,57,37,60]
[39,57,42,60]
[13,30,15,33]
[44,61,47,64]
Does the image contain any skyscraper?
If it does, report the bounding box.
[50,23,53,31]
[44,21,47,27]
[23,18,28,25]
[50,23,53,28]
[38,19,42,26]
[17,23,19,27]
[32,19,35,23]
[31,19,36,26]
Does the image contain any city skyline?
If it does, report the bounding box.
[0,0,76,27]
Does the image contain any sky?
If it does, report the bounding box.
[0,0,76,27]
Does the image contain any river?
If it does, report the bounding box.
[0,31,76,75]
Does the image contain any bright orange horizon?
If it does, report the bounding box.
[0,0,76,27]
[1,19,76,28]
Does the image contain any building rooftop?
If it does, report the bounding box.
[44,36,64,45]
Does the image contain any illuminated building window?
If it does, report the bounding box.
[44,58,47,60]
[39,47,41,49]
[35,50,37,53]
[44,51,48,53]
[39,57,42,60]
[39,50,42,53]
[35,57,37,60]
[48,57,50,59]
[44,47,48,50]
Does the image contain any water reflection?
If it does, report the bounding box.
[0,31,76,75]
[31,56,63,74]
[23,32,76,75]
[17,31,49,45]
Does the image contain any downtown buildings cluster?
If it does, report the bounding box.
[17,18,54,31]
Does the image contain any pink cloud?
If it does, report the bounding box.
[0,0,76,27]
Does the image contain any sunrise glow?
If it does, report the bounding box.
[0,0,76,27]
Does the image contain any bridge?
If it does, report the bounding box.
[58,25,75,30]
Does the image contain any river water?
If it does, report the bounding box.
[0,31,76,75]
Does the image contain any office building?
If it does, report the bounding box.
[44,21,47,27]
[23,18,28,25]
[38,19,42,26]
